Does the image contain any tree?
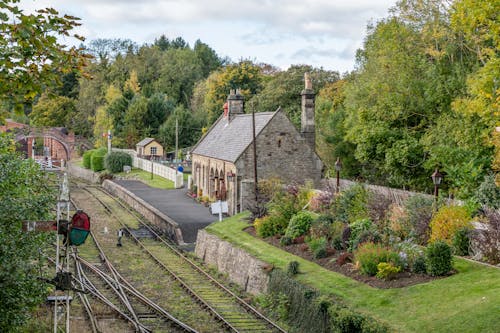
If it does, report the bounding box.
[154,48,203,106]
[158,105,202,150]
[248,65,339,127]
[145,93,175,137]
[201,60,264,124]
[316,79,361,178]
[193,39,222,77]
[30,94,76,128]
[0,134,56,331]
[0,1,88,112]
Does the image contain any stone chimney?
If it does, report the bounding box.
[227,88,244,122]
[301,72,315,150]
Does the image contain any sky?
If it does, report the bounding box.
[19,0,397,73]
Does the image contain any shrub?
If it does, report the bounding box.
[376,262,401,280]
[90,147,107,172]
[104,151,132,173]
[395,240,424,272]
[82,150,93,169]
[348,218,374,250]
[269,270,388,333]
[471,209,500,264]
[309,214,334,239]
[425,241,453,276]
[474,174,500,209]
[310,190,334,213]
[341,225,351,250]
[367,193,393,224]
[413,255,427,274]
[354,242,401,276]
[405,195,434,244]
[287,261,300,276]
[254,216,274,238]
[307,236,328,259]
[333,184,369,224]
[452,227,471,256]
[329,305,389,333]
[387,203,411,241]
[429,205,471,244]
[284,211,315,239]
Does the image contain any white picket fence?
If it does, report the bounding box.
[113,149,183,188]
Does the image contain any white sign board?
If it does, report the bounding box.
[210,201,228,214]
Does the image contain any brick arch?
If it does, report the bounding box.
[15,128,74,161]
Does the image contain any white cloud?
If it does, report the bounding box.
[17,0,397,72]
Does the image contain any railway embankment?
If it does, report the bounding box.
[195,229,269,295]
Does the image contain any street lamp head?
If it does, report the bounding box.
[431,168,443,186]
[334,158,342,172]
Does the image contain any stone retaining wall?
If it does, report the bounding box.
[102,180,185,245]
[67,163,101,184]
[195,229,269,295]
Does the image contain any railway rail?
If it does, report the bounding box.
[73,181,286,333]
[68,198,199,333]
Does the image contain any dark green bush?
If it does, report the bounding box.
[307,237,328,259]
[413,255,427,274]
[82,150,93,169]
[90,148,107,172]
[287,261,300,276]
[354,242,402,276]
[452,227,470,256]
[425,241,453,276]
[105,151,132,173]
[285,211,315,239]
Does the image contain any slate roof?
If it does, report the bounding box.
[136,137,156,147]
[191,111,277,163]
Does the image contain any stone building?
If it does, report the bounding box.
[191,74,323,215]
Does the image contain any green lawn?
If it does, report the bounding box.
[206,213,500,333]
[114,168,175,189]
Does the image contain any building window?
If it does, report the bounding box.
[150,146,157,155]
[278,139,281,148]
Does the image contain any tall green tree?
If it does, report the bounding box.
[158,105,202,150]
[0,134,56,331]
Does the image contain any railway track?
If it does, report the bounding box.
[72,233,198,333]
[72,181,286,333]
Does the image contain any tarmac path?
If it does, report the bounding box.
[113,180,217,243]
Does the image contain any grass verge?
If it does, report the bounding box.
[114,168,175,189]
[206,212,500,333]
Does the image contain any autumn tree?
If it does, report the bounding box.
[0,0,88,114]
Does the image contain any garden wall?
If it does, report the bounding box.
[327,178,436,205]
[67,162,101,184]
[102,180,185,245]
[195,230,269,295]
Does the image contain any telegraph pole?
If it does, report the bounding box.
[252,106,258,201]
[175,118,179,161]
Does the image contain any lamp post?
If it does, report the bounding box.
[334,158,342,193]
[431,168,443,201]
